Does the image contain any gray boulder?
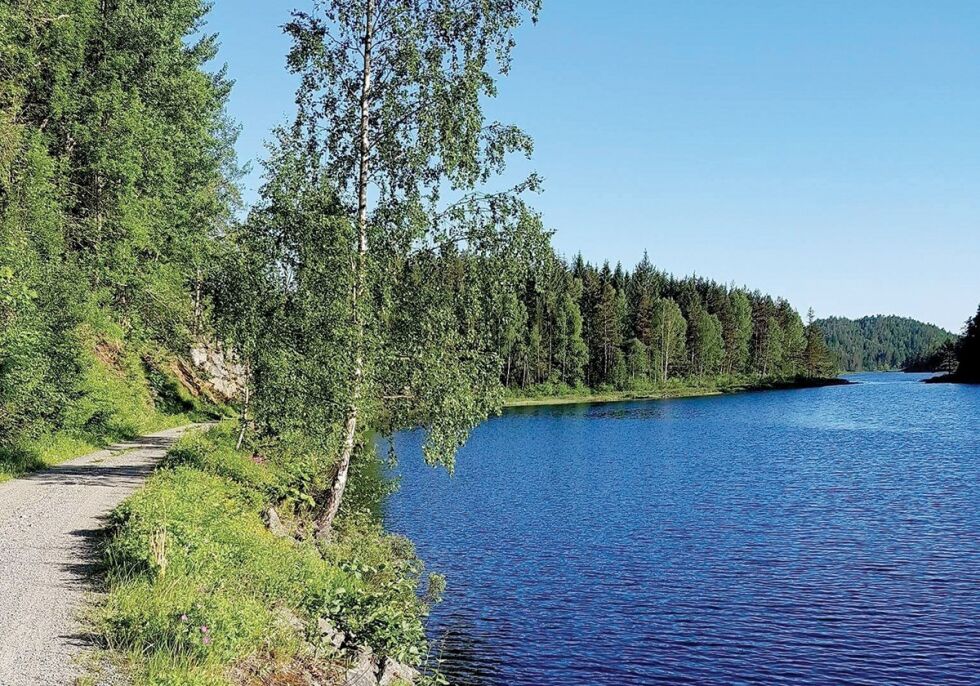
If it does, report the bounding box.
[317,616,346,652]
[265,507,291,539]
[344,646,378,686]
[378,658,420,686]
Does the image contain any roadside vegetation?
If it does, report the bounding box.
[1,0,235,478]
[94,422,439,685]
[0,317,223,481]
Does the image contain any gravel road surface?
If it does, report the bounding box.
[0,425,201,685]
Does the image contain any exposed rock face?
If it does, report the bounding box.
[190,341,245,401]
[317,617,346,653]
[378,658,420,686]
[344,646,377,686]
[339,647,420,686]
[259,609,418,686]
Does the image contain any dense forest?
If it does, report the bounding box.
[904,340,959,373]
[499,251,837,394]
[1,0,238,468]
[953,307,980,382]
[815,315,955,372]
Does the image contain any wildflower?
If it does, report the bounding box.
[202,635,212,646]
[180,614,188,622]
[200,625,209,634]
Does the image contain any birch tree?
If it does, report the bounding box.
[652,298,686,382]
[724,290,752,374]
[284,0,543,534]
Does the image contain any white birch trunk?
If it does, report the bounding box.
[316,0,374,537]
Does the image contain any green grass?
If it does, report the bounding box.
[0,337,224,482]
[0,414,196,483]
[94,422,434,685]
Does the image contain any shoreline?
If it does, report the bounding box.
[503,376,852,408]
[923,373,980,385]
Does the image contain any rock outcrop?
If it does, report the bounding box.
[266,608,420,685]
[378,658,421,686]
[317,617,346,653]
[343,646,376,685]
[190,341,245,401]
[265,507,291,540]
[336,643,420,686]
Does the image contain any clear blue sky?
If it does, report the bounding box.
[206,1,980,332]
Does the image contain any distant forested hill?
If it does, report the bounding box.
[815,316,955,371]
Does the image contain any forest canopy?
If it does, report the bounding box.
[496,251,837,394]
[1,0,237,457]
[815,315,955,372]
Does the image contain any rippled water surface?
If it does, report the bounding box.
[386,373,980,685]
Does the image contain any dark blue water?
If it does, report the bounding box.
[386,373,980,685]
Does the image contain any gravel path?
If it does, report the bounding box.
[0,424,202,686]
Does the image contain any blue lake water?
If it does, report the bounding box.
[386,373,980,685]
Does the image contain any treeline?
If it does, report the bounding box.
[500,251,837,392]
[815,315,955,372]
[954,307,980,382]
[904,341,959,373]
[1,1,235,457]
[927,305,980,383]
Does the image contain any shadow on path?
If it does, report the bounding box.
[0,424,203,686]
